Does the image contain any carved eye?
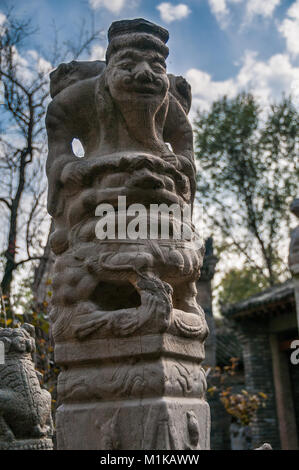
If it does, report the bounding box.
[121,62,133,71]
[152,63,165,73]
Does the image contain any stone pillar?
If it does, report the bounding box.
[46,18,210,450]
[289,198,299,333]
[55,335,210,450]
[196,237,218,367]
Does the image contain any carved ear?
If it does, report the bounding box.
[167,74,192,114]
[22,323,35,338]
[49,65,63,98]
[26,338,36,353]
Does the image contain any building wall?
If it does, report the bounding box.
[289,360,299,436]
[208,370,245,449]
[236,319,281,449]
[208,387,231,450]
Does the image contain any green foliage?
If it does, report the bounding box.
[217,266,269,307]
[194,92,299,286]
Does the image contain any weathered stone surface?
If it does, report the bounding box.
[197,237,218,367]
[0,324,53,450]
[57,399,210,450]
[46,18,209,450]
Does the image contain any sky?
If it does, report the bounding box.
[3,0,299,118]
[1,0,298,310]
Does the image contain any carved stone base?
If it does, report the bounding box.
[56,399,210,450]
[0,438,53,450]
[55,333,210,450]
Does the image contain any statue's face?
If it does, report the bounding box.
[106,47,169,102]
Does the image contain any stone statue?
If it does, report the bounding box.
[46,18,210,450]
[0,324,53,450]
[197,237,218,367]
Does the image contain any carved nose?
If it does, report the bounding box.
[134,63,154,83]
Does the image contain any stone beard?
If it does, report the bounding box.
[46,18,210,450]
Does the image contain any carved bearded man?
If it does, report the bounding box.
[46,18,207,344]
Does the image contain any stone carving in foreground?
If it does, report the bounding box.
[46,18,210,450]
[0,324,53,450]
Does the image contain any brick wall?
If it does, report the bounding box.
[236,320,281,449]
[290,361,299,434]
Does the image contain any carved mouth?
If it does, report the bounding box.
[124,83,161,95]
[135,87,158,94]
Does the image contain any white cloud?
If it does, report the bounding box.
[27,50,52,74]
[0,12,6,26]
[208,0,228,18]
[89,0,126,14]
[0,12,6,37]
[208,0,229,27]
[186,50,299,117]
[157,2,191,23]
[37,56,52,75]
[2,46,52,87]
[89,44,106,61]
[27,49,39,61]
[186,67,235,116]
[246,0,280,19]
[208,0,280,28]
[187,68,234,106]
[207,0,242,28]
[8,45,33,83]
[279,0,299,57]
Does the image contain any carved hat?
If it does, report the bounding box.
[106,18,169,63]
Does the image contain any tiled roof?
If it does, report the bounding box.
[222,279,294,319]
